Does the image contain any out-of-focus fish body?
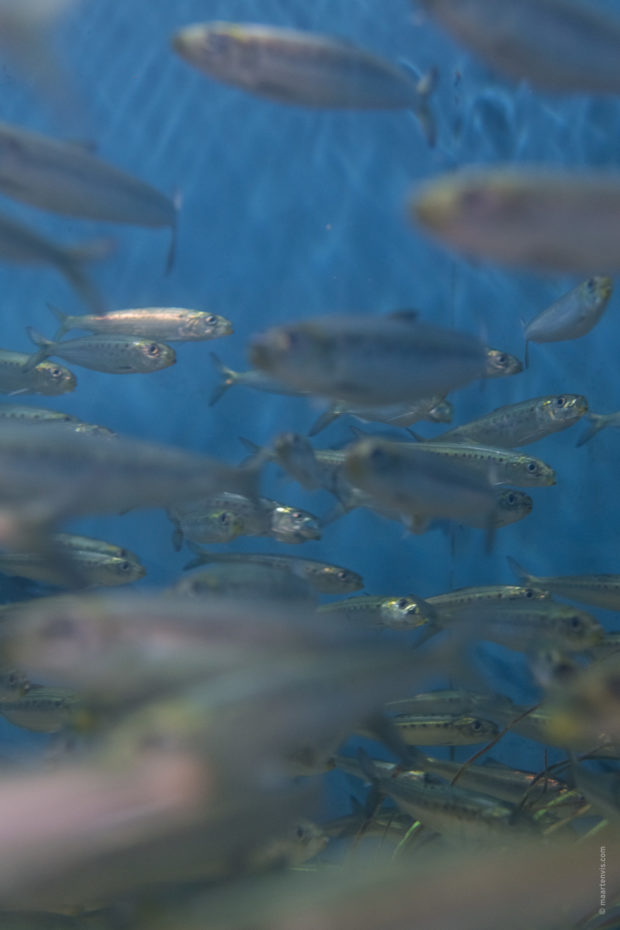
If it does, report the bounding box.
[0,122,176,263]
[428,395,587,448]
[418,0,620,94]
[412,167,620,274]
[25,329,176,375]
[183,550,363,594]
[51,305,233,343]
[174,561,317,604]
[577,410,620,446]
[0,211,108,312]
[172,22,435,142]
[250,314,490,406]
[525,278,612,351]
[0,349,75,396]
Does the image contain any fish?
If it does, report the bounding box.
[349,755,535,843]
[168,492,321,549]
[0,533,145,587]
[308,395,452,437]
[508,556,620,611]
[250,313,491,406]
[344,436,501,535]
[366,439,556,487]
[524,278,612,363]
[0,421,259,544]
[24,329,176,375]
[423,395,588,448]
[0,404,78,424]
[576,410,620,446]
[172,22,436,144]
[484,347,523,378]
[417,0,620,94]
[385,689,518,718]
[0,350,76,396]
[426,584,552,619]
[0,685,80,733]
[182,549,363,594]
[174,561,317,604]
[0,121,178,270]
[384,713,500,746]
[318,593,437,629]
[49,304,233,343]
[0,211,109,313]
[208,352,307,406]
[412,167,620,274]
[433,598,603,651]
[429,488,533,530]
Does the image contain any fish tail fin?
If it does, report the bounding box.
[47,303,70,340]
[165,191,182,275]
[506,555,533,585]
[238,436,261,456]
[208,352,237,406]
[576,414,606,447]
[63,238,115,314]
[22,326,53,372]
[414,67,438,148]
[308,406,339,437]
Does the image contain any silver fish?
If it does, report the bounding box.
[172,22,436,144]
[25,329,176,375]
[524,278,612,362]
[0,349,75,396]
[0,210,109,312]
[425,395,587,448]
[50,304,233,343]
[250,313,490,406]
[412,167,620,274]
[308,396,452,437]
[0,121,177,269]
[418,0,620,94]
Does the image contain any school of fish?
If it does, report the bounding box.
[0,3,617,930]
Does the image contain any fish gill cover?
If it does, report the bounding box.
[0,1,616,928]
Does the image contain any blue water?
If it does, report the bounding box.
[0,0,618,874]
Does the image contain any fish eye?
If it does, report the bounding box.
[119,561,132,573]
[506,493,517,504]
[50,367,64,379]
[586,278,597,293]
[292,511,303,520]
[526,461,538,473]
[337,570,347,580]
[146,344,160,357]
[218,512,230,524]
[525,588,534,598]
[206,315,217,324]
[470,719,482,731]
[369,445,386,463]
[496,353,507,365]
[396,597,409,610]
[569,616,583,631]
[295,825,305,839]
[555,396,566,407]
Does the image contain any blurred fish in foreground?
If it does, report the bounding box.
[417,0,620,94]
[172,22,437,144]
[250,313,492,405]
[0,211,110,313]
[0,422,258,548]
[0,0,86,115]
[0,122,178,271]
[411,167,620,274]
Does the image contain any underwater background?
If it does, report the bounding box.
[0,1,619,916]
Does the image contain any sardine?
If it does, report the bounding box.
[250,313,491,406]
[50,304,233,342]
[25,329,176,375]
[172,22,436,144]
[318,593,436,629]
[412,167,620,274]
[508,556,620,611]
[0,121,177,269]
[525,278,612,363]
